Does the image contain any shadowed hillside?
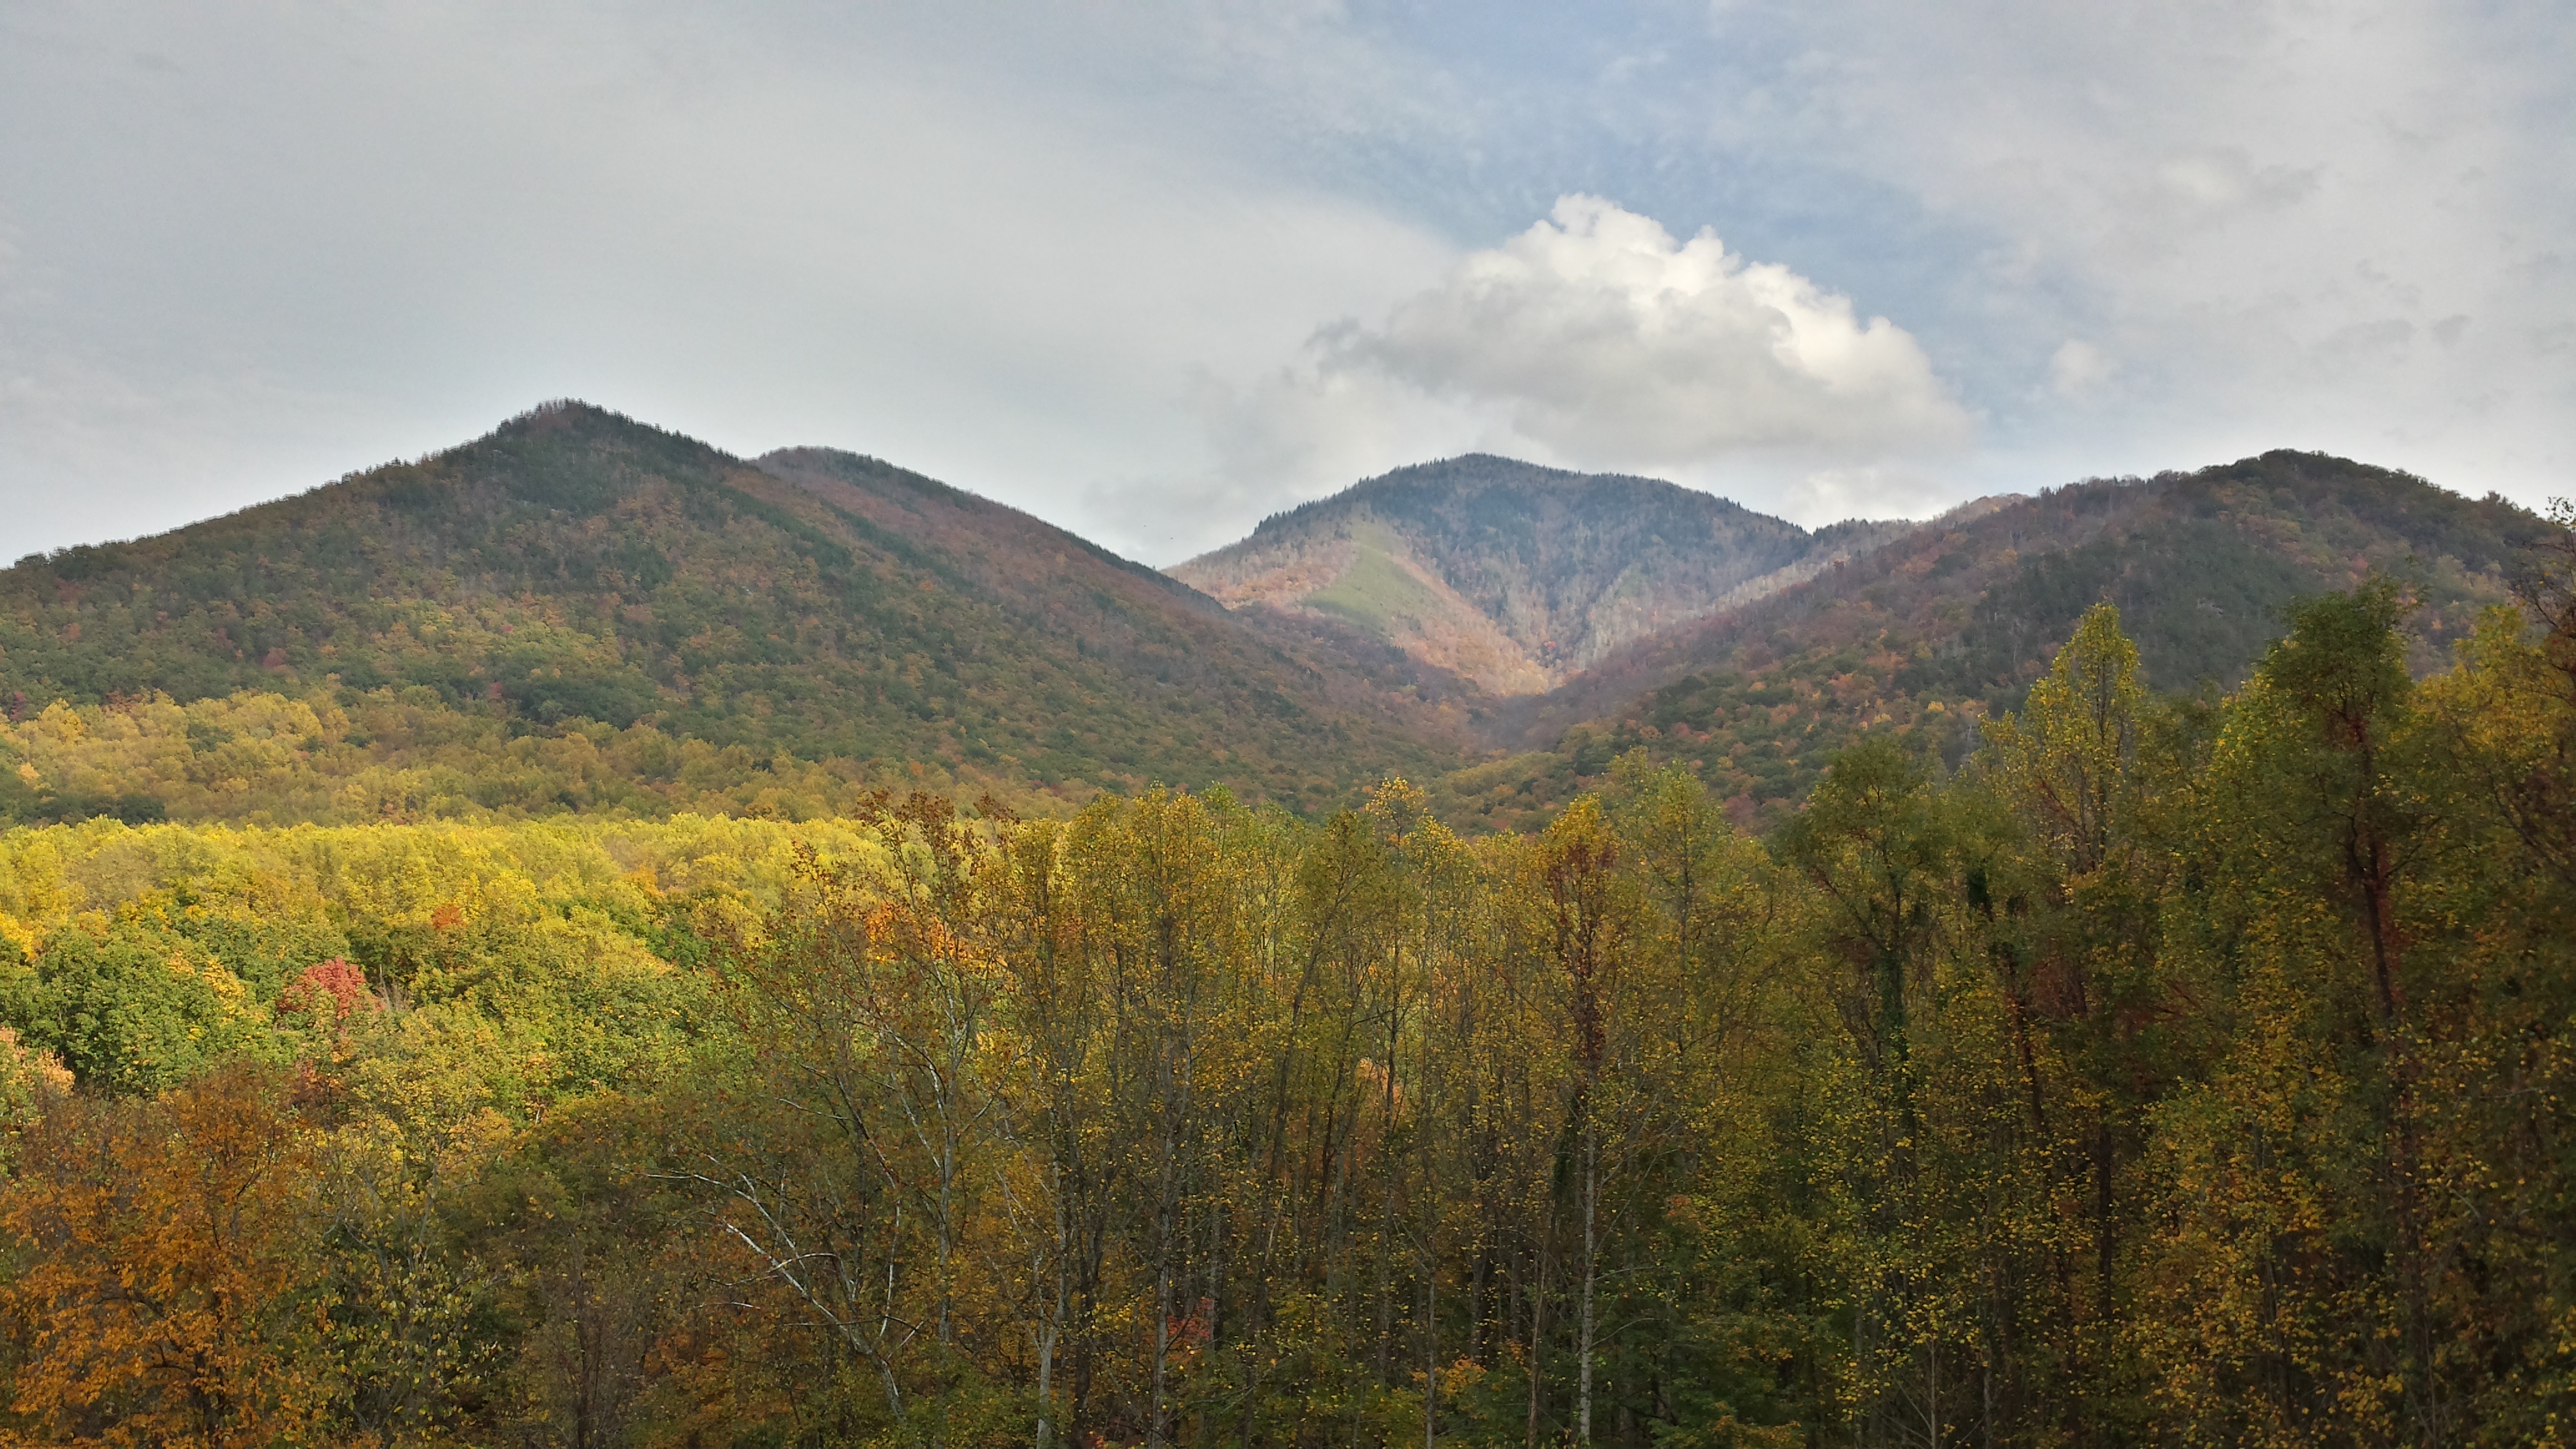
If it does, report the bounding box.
[1439,451,2547,831]
[1171,454,1911,693]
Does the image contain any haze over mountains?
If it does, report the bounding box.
[0,401,2546,831]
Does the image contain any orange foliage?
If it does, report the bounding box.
[0,1068,323,1448]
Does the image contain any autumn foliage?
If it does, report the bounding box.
[0,557,2569,1445]
[0,1068,319,1448]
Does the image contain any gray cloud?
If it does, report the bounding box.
[1686,0,2576,490]
[0,3,1457,562]
[0,0,2569,565]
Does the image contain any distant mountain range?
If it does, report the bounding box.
[0,404,2550,830]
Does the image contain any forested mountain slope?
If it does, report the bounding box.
[0,402,1465,823]
[1,419,2572,1443]
[3,574,2573,1445]
[1442,451,2545,830]
[753,446,1488,727]
[1171,454,1911,693]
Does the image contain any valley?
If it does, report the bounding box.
[0,404,2567,1448]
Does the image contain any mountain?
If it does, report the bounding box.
[1170,454,1913,695]
[1437,449,2548,831]
[0,402,1467,822]
[1,415,2545,838]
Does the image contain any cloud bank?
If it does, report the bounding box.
[2,1,2567,565]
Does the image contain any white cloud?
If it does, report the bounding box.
[1338,196,1973,459]
[1185,195,1975,544]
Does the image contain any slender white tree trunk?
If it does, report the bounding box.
[1037,1168,1066,1449]
[1578,1116,1598,1447]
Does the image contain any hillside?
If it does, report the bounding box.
[1171,454,1912,693]
[2,426,2545,838]
[1438,450,2548,830]
[0,402,1468,824]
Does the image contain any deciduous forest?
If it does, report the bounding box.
[2,540,2572,1445]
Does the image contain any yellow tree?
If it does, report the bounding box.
[0,1066,324,1449]
[681,794,1019,1445]
[1603,755,1805,1446]
[1539,796,1626,1447]
[1061,788,1242,1449]
[2132,583,2437,1447]
[1778,738,1972,1445]
[1976,602,2172,1430]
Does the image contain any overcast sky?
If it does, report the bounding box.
[4,1,2570,565]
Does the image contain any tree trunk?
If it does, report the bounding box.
[1579,1115,1598,1447]
[1528,1214,1551,1449]
[1425,1256,1439,1449]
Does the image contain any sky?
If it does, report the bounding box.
[3,1,2570,567]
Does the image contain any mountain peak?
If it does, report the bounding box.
[1242,453,1766,544]
[1173,457,1908,694]
[0,406,1466,813]
[459,398,744,471]
[487,397,666,439]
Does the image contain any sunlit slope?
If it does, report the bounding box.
[1171,453,1908,694]
[1445,451,2546,831]
[0,402,1460,817]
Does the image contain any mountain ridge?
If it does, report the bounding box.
[0,401,1469,821]
[1433,449,2547,831]
[0,407,2547,838]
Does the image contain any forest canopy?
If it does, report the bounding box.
[0,551,2572,1446]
